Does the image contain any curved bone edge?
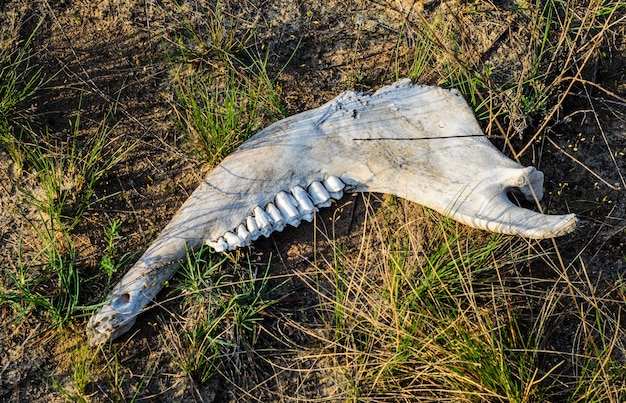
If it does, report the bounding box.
[451,193,578,238]
[88,79,577,345]
[438,167,578,239]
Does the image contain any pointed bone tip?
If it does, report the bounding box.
[86,318,109,347]
[87,308,137,347]
[508,210,578,239]
[530,213,578,239]
[454,192,578,240]
[488,212,578,239]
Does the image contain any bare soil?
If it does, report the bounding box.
[0,0,624,402]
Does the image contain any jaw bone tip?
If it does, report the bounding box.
[548,213,578,237]
[522,213,577,239]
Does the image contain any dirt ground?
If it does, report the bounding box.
[0,0,624,402]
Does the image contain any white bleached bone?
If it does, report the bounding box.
[254,206,273,237]
[88,79,577,346]
[265,203,285,232]
[246,216,261,241]
[206,237,227,253]
[223,231,243,250]
[275,191,301,227]
[237,224,251,246]
[323,175,345,199]
[308,181,332,208]
[291,185,317,222]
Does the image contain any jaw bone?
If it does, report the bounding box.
[87,79,577,345]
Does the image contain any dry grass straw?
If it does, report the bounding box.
[271,196,539,401]
[395,0,626,164]
[240,194,626,402]
[166,0,287,165]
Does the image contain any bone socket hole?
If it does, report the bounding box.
[507,189,536,209]
[111,293,131,310]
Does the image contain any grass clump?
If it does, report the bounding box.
[259,193,626,401]
[0,23,80,327]
[0,19,46,168]
[98,218,132,297]
[168,0,287,165]
[164,248,284,386]
[48,334,97,403]
[1,217,79,327]
[311,205,541,401]
[1,111,136,332]
[20,108,136,228]
[0,21,137,343]
[172,67,283,165]
[395,0,626,142]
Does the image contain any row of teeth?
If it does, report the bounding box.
[206,176,347,252]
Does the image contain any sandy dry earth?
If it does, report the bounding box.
[0,0,624,401]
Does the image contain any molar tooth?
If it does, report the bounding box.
[291,185,317,222]
[340,177,358,186]
[308,181,332,208]
[323,176,345,199]
[254,206,273,237]
[206,237,228,252]
[300,212,314,222]
[237,224,251,246]
[223,231,243,250]
[265,202,286,232]
[246,216,261,241]
[275,191,301,227]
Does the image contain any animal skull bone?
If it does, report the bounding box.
[87,79,577,346]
